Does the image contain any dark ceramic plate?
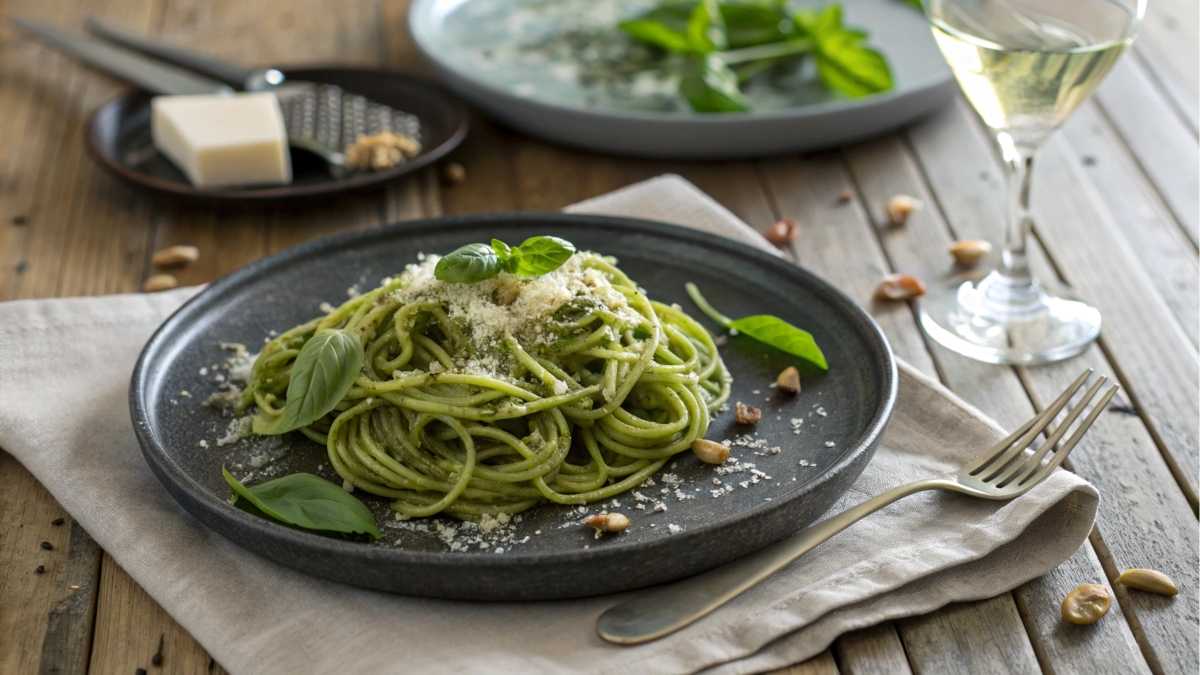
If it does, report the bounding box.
[87,68,468,203]
[130,214,896,600]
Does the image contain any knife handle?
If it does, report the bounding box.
[86,17,253,89]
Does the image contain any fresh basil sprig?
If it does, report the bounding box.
[617,0,892,113]
[223,468,381,539]
[253,329,364,435]
[686,282,828,371]
[435,235,576,284]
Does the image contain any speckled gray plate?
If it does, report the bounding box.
[409,0,953,158]
[130,214,896,600]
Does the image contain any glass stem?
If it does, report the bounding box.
[998,132,1036,287]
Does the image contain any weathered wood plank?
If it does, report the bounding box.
[903,105,1199,674]
[37,521,103,675]
[843,134,1151,675]
[90,553,229,675]
[1018,357,1200,675]
[1094,58,1200,246]
[834,624,913,675]
[1130,0,1199,132]
[1060,101,1198,347]
[770,650,840,675]
[908,97,1199,505]
[899,596,1038,675]
[0,455,84,675]
[756,151,1043,675]
[0,1,160,672]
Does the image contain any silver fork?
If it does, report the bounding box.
[597,369,1119,645]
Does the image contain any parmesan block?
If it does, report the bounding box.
[151,92,291,188]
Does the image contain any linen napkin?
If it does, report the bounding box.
[0,175,1097,674]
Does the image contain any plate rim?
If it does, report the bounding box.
[86,68,470,202]
[129,213,897,571]
[408,0,949,125]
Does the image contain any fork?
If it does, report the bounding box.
[597,369,1118,645]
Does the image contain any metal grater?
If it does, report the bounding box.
[274,82,423,171]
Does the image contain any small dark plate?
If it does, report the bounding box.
[87,68,468,203]
[130,214,896,600]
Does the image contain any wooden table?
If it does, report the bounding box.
[1,1,1196,673]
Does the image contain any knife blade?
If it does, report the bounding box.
[11,18,232,96]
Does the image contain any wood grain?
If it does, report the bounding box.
[1131,0,1199,131]
[904,101,1198,674]
[1059,101,1198,347]
[842,132,1151,674]
[1094,58,1200,246]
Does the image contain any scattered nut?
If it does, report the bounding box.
[875,273,926,301]
[885,194,922,226]
[51,517,64,526]
[836,190,853,204]
[776,366,801,394]
[345,131,422,171]
[949,240,992,268]
[39,541,53,551]
[765,218,797,246]
[583,512,630,535]
[735,401,762,425]
[1117,568,1178,596]
[442,162,467,185]
[1061,583,1111,625]
[151,244,200,268]
[692,439,730,464]
[142,274,178,293]
[34,565,45,575]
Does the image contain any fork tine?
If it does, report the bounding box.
[971,369,1093,478]
[1016,384,1120,488]
[993,376,1108,487]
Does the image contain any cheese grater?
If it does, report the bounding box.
[13,17,423,172]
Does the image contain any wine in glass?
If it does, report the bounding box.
[919,0,1145,365]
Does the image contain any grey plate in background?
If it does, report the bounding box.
[409,0,953,158]
[130,214,896,600]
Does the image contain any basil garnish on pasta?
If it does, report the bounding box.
[435,235,576,283]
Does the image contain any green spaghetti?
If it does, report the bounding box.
[238,248,730,519]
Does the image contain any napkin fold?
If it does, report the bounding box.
[0,175,1097,675]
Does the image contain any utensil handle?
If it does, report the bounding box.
[86,17,253,89]
[596,478,946,645]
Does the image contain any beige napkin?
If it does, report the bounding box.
[0,175,1097,674]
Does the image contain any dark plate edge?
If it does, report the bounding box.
[129,213,898,572]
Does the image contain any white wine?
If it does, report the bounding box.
[929,0,1134,148]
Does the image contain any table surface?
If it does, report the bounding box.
[1,1,1196,673]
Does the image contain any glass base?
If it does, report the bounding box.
[918,271,1101,366]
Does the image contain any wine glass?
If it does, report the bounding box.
[918,0,1146,365]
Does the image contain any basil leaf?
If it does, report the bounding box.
[619,1,698,52]
[253,329,363,435]
[510,236,576,277]
[435,242,504,283]
[814,32,892,97]
[719,0,793,48]
[686,0,727,52]
[685,281,828,371]
[491,238,513,261]
[680,54,751,112]
[794,5,893,98]
[223,468,381,539]
[729,315,828,371]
